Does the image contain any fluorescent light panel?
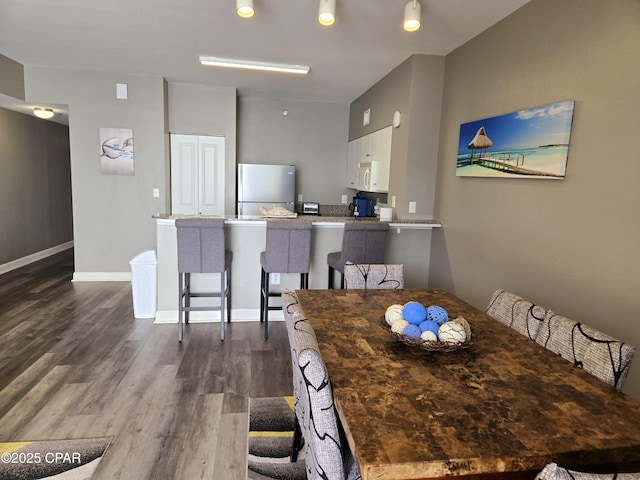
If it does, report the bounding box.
[199,56,310,74]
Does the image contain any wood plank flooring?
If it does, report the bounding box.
[0,249,293,479]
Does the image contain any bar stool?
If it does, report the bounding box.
[260,220,312,340]
[176,218,232,342]
[327,222,389,289]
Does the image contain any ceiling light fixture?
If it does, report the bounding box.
[236,0,254,18]
[403,0,421,32]
[199,56,310,74]
[318,0,336,26]
[33,107,55,119]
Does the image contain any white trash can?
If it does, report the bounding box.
[130,250,157,318]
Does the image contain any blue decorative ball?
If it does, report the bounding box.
[403,302,427,325]
[403,324,422,339]
[418,320,440,337]
[426,305,448,325]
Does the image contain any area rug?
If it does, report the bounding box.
[0,437,111,480]
[247,396,306,480]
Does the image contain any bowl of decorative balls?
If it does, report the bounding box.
[382,301,477,352]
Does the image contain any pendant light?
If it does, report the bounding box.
[403,0,421,32]
[318,0,336,26]
[236,0,254,18]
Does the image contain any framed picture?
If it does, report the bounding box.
[456,100,574,179]
[99,127,134,175]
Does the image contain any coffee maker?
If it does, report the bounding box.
[349,192,373,218]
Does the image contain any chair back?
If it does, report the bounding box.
[536,462,640,480]
[485,289,547,340]
[176,218,226,273]
[282,290,361,480]
[344,263,404,289]
[262,221,312,273]
[535,312,635,390]
[340,222,388,266]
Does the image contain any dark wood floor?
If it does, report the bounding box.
[0,249,293,479]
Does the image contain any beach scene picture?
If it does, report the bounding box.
[456,100,574,178]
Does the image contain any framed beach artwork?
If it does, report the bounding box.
[99,127,134,175]
[456,100,575,179]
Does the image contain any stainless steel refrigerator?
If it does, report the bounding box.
[237,163,296,215]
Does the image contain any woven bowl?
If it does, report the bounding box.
[381,318,479,352]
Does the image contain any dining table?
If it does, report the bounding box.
[294,288,640,480]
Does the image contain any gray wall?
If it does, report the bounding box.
[349,55,445,219]
[238,96,349,206]
[168,82,237,215]
[0,107,72,265]
[24,67,168,278]
[430,0,640,398]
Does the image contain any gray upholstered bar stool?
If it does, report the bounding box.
[176,218,232,342]
[260,220,312,340]
[327,221,389,289]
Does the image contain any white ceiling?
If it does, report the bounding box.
[0,0,530,123]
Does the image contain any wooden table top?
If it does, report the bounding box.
[295,289,640,480]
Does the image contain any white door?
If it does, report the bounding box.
[170,134,225,215]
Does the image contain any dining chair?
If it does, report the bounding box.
[535,462,640,479]
[535,311,635,390]
[485,289,548,340]
[327,221,389,289]
[343,263,404,290]
[282,290,362,480]
[176,218,232,342]
[260,220,312,340]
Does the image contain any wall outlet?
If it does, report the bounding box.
[341,195,348,204]
[297,194,303,202]
[271,273,280,285]
[408,201,417,213]
[153,188,160,198]
[391,196,396,208]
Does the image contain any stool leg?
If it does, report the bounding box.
[328,266,334,289]
[260,268,265,323]
[226,266,232,323]
[340,273,345,289]
[264,272,270,341]
[185,273,191,324]
[178,273,184,342]
[220,270,225,341]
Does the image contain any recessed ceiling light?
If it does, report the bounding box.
[236,0,254,18]
[33,107,55,119]
[199,56,310,75]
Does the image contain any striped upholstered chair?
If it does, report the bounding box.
[485,289,548,340]
[536,462,640,480]
[535,311,635,391]
[343,263,404,290]
[282,290,361,480]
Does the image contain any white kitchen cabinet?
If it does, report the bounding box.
[346,137,361,188]
[170,134,225,215]
[349,126,392,193]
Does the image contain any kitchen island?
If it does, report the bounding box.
[154,215,440,323]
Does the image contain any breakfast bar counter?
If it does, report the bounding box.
[154,214,441,322]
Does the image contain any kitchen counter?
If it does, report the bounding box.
[153,214,440,323]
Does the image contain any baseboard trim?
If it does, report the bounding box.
[72,272,131,282]
[153,308,284,324]
[0,242,74,275]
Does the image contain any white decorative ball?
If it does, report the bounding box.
[420,330,438,342]
[452,316,472,340]
[438,321,467,344]
[385,304,405,326]
[391,319,409,335]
